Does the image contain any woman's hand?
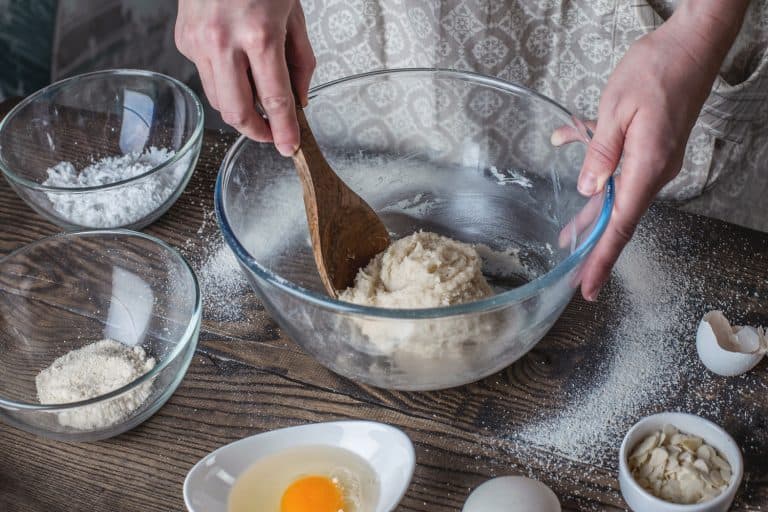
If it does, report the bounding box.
[553,0,748,301]
[175,0,316,156]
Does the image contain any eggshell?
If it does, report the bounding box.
[696,311,765,377]
[462,476,561,512]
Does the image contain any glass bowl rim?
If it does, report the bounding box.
[0,68,205,193]
[215,68,614,319]
[0,228,202,410]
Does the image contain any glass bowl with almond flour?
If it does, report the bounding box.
[0,230,201,441]
[0,69,203,230]
[217,69,614,390]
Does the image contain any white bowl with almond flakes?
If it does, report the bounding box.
[619,412,743,512]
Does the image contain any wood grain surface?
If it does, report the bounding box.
[0,97,766,511]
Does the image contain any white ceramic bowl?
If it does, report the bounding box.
[619,412,743,512]
[184,420,415,512]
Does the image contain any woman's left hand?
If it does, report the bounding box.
[552,0,749,301]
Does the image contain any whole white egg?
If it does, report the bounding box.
[462,476,561,512]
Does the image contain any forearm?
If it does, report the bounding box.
[668,0,749,75]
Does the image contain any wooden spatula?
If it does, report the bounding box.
[291,107,391,298]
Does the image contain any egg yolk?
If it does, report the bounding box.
[280,475,345,512]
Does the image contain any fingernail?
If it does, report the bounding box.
[585,288,600,302]
[578,172,597,196]
[550,131,564,146]
[277,143,298,157]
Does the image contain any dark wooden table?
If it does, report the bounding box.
[0,98,766,511]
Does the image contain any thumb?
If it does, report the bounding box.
[578,115,626,196]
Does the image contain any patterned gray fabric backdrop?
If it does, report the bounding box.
[39,0,768,232]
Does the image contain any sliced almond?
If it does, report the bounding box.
[663,424,678,438]
[681,436,703,452]
[696,444,714,461]
[712,454,730,471]
[649,447,669,468]
[692,458,711,474]
[630,432,659,460]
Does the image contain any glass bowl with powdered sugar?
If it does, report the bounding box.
[217,69,614,391]
[0,230,201,441]
[0,69,203,230]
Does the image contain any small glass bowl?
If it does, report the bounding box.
[0,69,204,230]
[0,230,201,441]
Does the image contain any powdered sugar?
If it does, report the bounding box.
[44,147,174,188]
[42,147,184,228]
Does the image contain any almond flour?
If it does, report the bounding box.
[35,339,156,430]
[42,147,180,228]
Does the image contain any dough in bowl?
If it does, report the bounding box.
[337,232,506,384]
[339,231,493,308]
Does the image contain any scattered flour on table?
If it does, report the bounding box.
[193,172,312,322]
[514,228,695,464]
[198,238,249,322]
[42,147,181,227]
[35,339,156,430]
[481,214,768,509]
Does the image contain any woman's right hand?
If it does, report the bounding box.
[175,0,316,156]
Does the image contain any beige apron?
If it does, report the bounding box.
[50,1,768,231]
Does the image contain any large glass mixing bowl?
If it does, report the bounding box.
[216,69,613,390]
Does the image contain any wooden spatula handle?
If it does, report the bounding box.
[290,98,391,297]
